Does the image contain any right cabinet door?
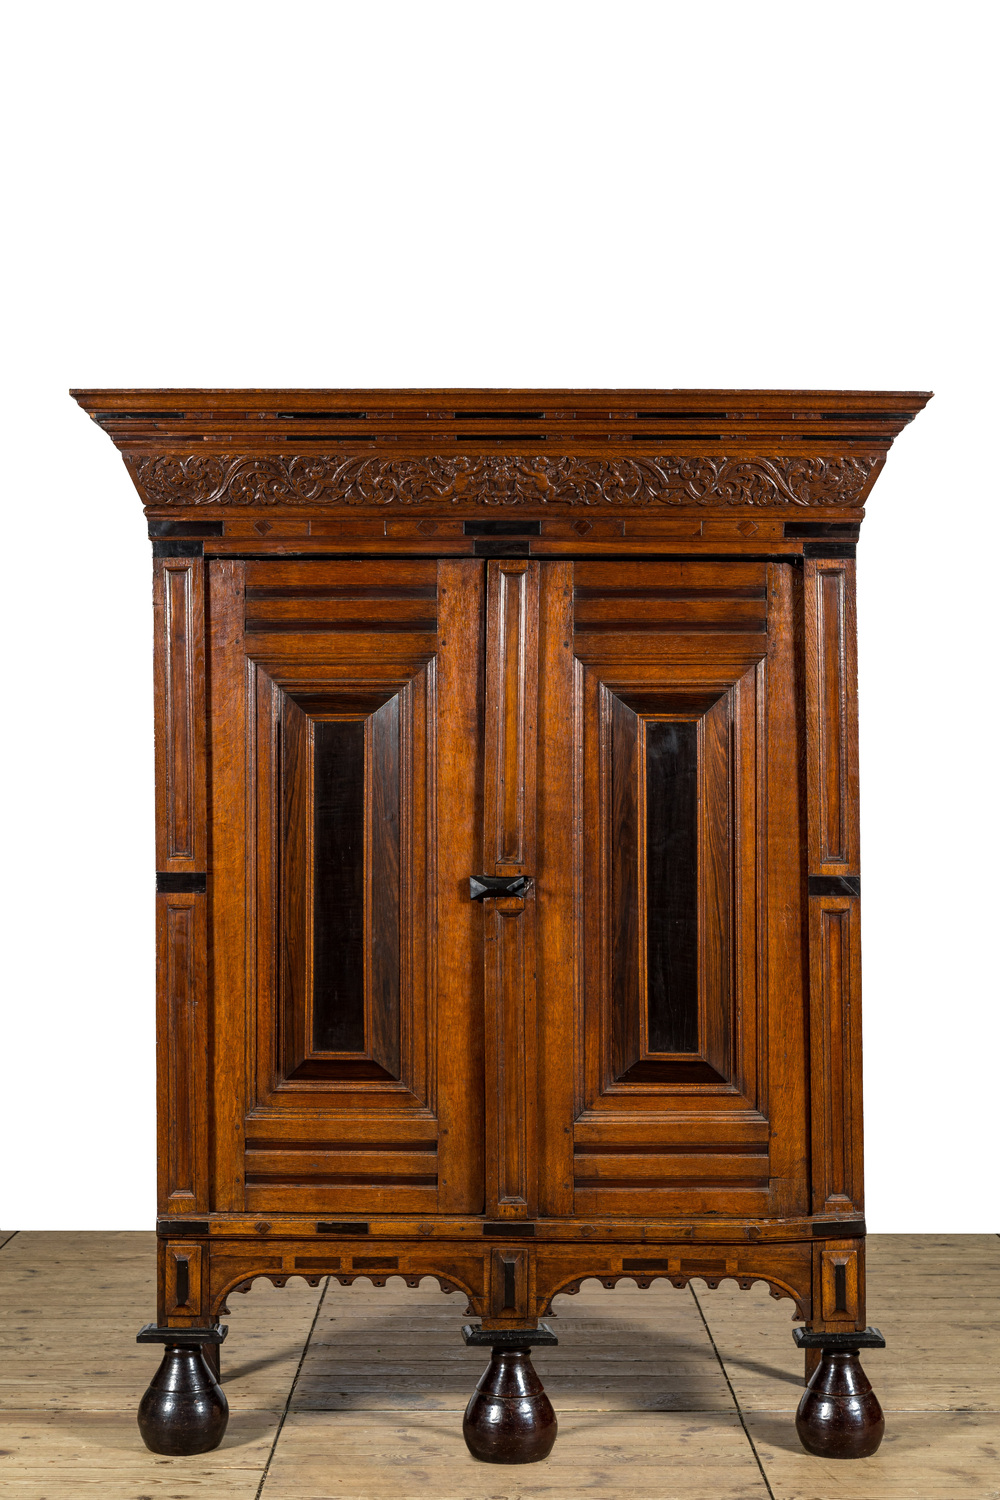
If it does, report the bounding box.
[535,559,809,1221]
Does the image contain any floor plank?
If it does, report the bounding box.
[0,1408,282,1496]
[297,1277,734,1411]
[747,1411,1000,1500]
[260,1410,772,1500]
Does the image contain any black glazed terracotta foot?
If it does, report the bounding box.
[793,1328,885,1459]
[461,1324,558,1464]
[136,1324,229,1455]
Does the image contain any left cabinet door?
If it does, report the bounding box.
[206,558,486,1218]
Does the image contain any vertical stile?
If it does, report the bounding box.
[804,557,864,1219]
[482,561,540,1218]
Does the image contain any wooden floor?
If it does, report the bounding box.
[0,1232,996,1499]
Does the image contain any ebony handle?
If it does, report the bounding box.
[469,876,532,900]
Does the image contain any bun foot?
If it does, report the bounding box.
[463,1346,557,1464]
[136,1324,229,1456]
[795,1350,884,1459]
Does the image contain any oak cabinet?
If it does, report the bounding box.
[74,387,928,1463]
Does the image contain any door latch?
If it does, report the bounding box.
[469,876,532,900]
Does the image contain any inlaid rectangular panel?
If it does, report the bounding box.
[808,894,863,1216]
[312,720,366,1053]
[156,891,208,1212]
[279,684,405,1082]
[805,558,859,873]
[153,557,206,870]
[820,1247,861,1322]
[645,719,699,1054]
[605,683,733,1087]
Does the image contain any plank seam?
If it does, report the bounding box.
[253,1275,330,1500]
[688,1283,777,1500]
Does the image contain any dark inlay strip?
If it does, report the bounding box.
[483,1222,535,1236]
[784,522,861,539]
[639,411,729,420]
[578,620,765,634]
[175,1256,190,1306]
[622,1258,674,1271]
[503,1258,517,1309]
[248,1139,436,1153]
[808,875,860,898]
[317,1222,369,1234]
[153,539,204,559]
[464,520,541,536]
[834,1262,848,1313]
[352,1256,399,1270]
[646,721,699,1054]
[99,411,187,422]
[157,872,207,894]
[246,618,437,634]
[474,539,531,557]
[576,1141,765,1155]
[157,1219,210,1237]
[312,721,365,1053]
[294,1256,342,1268]
[577,1176,767,1189]
[812,1218,866,1237]
[802,542,857,559]
[246,586,437,600]
[575,586,767,600]
[149,520,225,538]
[247,1175,435,1188]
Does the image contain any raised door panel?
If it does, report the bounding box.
[208,559,485,1216]
[540,560,809,1219]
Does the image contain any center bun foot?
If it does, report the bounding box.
[463,1345,556,1464]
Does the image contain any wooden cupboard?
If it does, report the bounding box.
[73,387,929,1462]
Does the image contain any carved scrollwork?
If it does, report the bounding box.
[129,453,877,508]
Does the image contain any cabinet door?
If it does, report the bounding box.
[535,560,810,1219]
[208,559,485,1217]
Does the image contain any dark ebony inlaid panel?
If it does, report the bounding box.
[645,720,699,1054]
[313,720,366,1053]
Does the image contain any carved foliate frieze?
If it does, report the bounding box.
[129,453,879,508]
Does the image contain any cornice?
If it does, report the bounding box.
[71,390,931,513]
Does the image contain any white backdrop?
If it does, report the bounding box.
[2,1,996,1230]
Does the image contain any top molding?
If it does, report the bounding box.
[72,389,930,511]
